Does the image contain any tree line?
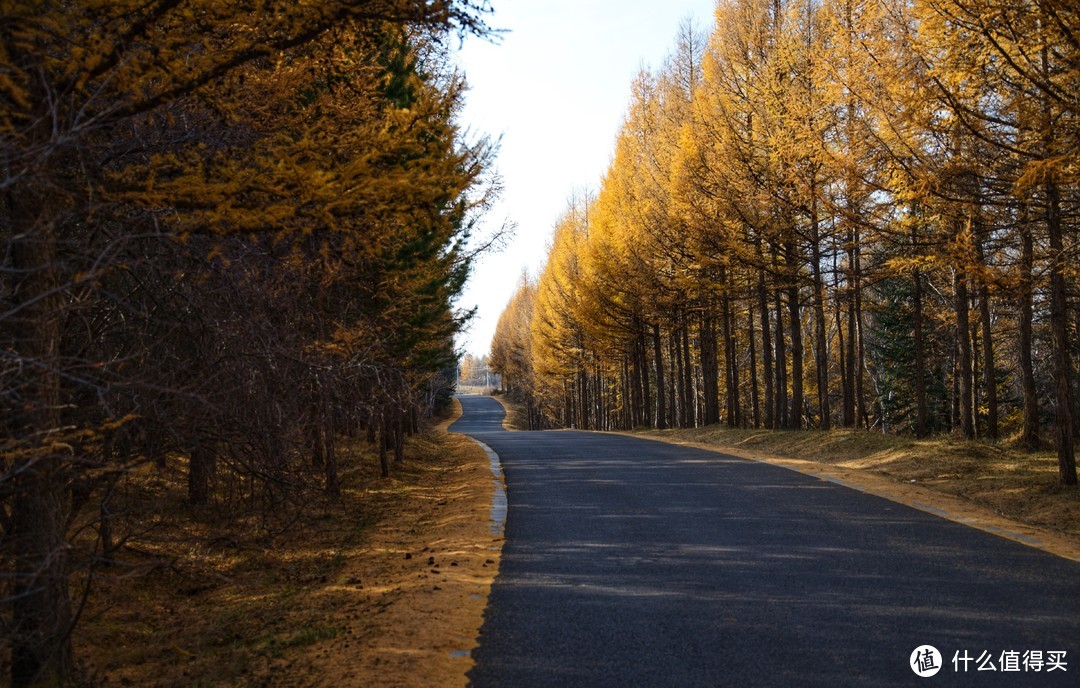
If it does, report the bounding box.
[490,0,1078,487]
[1,1,496,685]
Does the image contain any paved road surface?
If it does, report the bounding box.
[451,395,1079,687]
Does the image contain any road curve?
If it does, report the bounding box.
[451,395,1079,687]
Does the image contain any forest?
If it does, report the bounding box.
[0,1,497,685]
[490,0,1079,486]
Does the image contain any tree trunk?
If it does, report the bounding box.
[188,444,216,505]
[852,232,868,428]
[379,409,391,478]
[833,248,850,428]
[912,263,929,438]
[652,323,666,430]
[10,304,72,687]
[1038,2,1075,482]
[721,289,737,427]
[844,231,858,427]
[955,265,975,440]
[700,312,720,426]
[639,333,652,428]
[1046,177,1077,484]
[748,297,760,428]
[682,322,695,426]
[786,241,804,430]
[6,76,76,688]
[11,458,73,688]
[810,199,830,430]
[977,273,997,439]
[394,410,405,464]
[325,413,340,497]
[667,330,678,428]
[308,420,325,468]
[774,286,788,428]
[758,270,774,429]
[1018,206,1040,449]
[366,407,377,444]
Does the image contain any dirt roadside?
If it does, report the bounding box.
[299,399,503,687]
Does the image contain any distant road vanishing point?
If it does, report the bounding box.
[451,394,1079,687]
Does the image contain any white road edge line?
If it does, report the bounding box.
[468,438,506,537]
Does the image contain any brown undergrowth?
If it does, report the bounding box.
[74,399,500,686]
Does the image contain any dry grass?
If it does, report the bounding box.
[74,401,499,686]
[635,425,1080,541]
[491,395,527,431]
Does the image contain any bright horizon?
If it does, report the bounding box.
[453,0,718,359]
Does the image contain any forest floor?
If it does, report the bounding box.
[493,395,1079,562]
[75,399,500,687]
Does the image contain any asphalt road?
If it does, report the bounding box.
[450,395,1079,687]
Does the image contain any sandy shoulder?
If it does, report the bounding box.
[300,399,503,687]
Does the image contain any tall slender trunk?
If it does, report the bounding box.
[379,408,391,478]
[325,411,340,497]
[810,194,831,430]
[912,262,929,438]
[652,323,667,430]
[682,322,695,426]
[1046,176,1077,483]
[843,231,857,427]
[673,327,685,427]
[1033,0,1075,481]
[665,336,675,429]
[188,443,216,505]
[1018,205,1040,449]
[977,265,997,439]
[721,286,737,427]
[578,366,590,429]
[786,240,804,429]
[639,333,652,428]
[748,296,760,428]
[308,420,325,468]
[851,227,868,428]
[950,337,960,433]
[758,270,774,429]
[700,312,720,425]
[840,22,859,429]
[833,250,850,428]
[971,280,981,434]
[393,410,404,464]
[774,286,789,428]
[11,219,73,686]
[955,264,975,440]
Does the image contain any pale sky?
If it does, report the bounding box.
[453,0,718,358]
